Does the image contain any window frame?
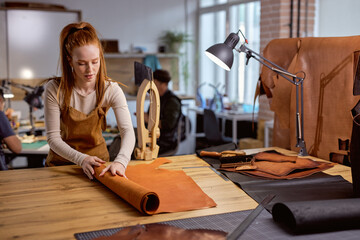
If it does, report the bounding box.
[196,0,260,107]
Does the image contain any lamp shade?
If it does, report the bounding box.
[205,32,240,71]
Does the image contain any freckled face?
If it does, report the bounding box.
[70,44,100,84]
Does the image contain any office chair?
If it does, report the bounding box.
[203,108,233,146]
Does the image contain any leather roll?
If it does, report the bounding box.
[94,165,159,215]
[94,158,216,215]
[272,198,360,234]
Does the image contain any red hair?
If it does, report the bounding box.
[58,22,107,108]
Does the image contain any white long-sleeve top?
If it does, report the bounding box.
[44,80,135,168]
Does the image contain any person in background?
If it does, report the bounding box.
[144,69,182,155]
[44,22,135,179]
[0,91,22,170]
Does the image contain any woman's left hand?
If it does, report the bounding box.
[99,161,127,178]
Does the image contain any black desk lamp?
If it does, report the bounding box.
[10,82,44,135]
[205,30,308,156]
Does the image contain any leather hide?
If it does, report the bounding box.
[260,36,360,161]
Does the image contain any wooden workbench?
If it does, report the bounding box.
[0,147,353,240]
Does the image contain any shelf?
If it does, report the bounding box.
[104,53,179,58]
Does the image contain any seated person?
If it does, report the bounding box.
[144,70,182,155]
[0,91,22,170]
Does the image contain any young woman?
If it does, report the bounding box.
[44,22,135,179]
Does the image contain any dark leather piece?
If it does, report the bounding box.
[338,138,350,151]
[353,51,360,95]
[222,171,354,212]
[350,100,360,196]
[94,223,227,240]
[329,152,350,166]
[272,198,360,234]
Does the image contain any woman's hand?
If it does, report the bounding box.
[81,155,106,180]
[99,161,127,178]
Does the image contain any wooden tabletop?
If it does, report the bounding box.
[0,147,352,240]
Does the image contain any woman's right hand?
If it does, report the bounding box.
[81,156,106,179]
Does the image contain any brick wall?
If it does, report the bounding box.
[260,0,316,53]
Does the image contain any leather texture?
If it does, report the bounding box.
[93,223,226,240]
[260,37,360,161]
[94,158,217,215]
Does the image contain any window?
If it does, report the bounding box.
[198,0,260,111]
[200,0,227,8]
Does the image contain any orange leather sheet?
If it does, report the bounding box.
[94,158,216,215]
[219,152,334,180]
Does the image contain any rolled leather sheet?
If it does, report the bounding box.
[125,158,217,213]
[94,165,159,215]
[94,158,216,215]
[272,198,360,234]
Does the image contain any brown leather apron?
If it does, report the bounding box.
[46,102,110,166]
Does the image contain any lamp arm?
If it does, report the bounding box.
[236,44,304,85]
[0,86,9,91]
[9,82,35,93]
[236,44,308,156]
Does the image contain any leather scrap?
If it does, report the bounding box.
[93,223,227,240]
[199,150,246,158]
[219,152,334,180]
[254,152,296,163]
